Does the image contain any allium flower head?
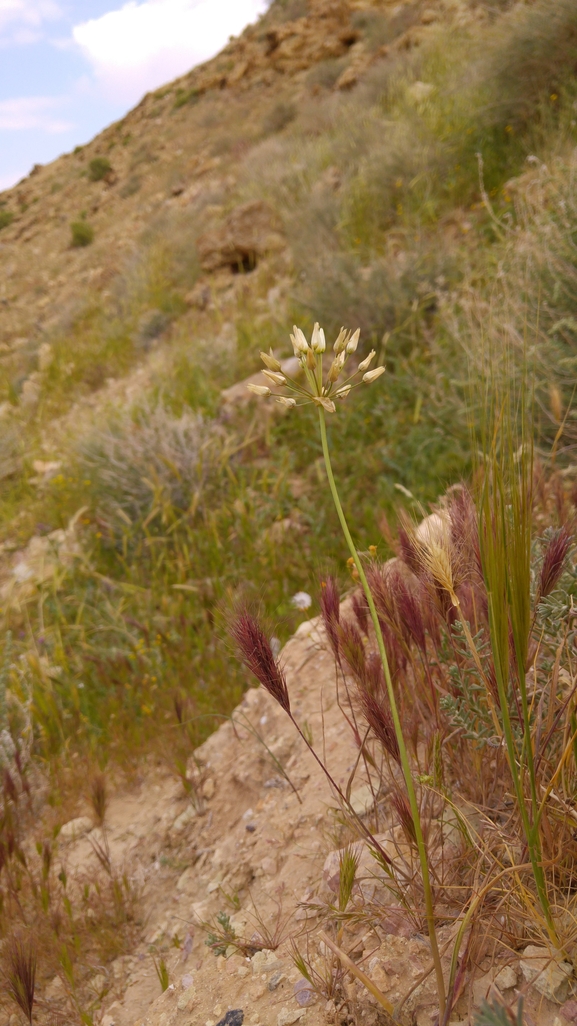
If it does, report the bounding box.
[247,323,386,414]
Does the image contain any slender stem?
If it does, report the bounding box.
[319,930,395,1016]
[318,409,446,1015]
[486,594,557,945]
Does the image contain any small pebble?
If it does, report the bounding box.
[216,1012,244,1026]
[269,970,285,991]
[294,978,315,1007]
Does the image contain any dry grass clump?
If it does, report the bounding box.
[77,401,217,529]
[2,933,36,1024]
[0,762,139,1023]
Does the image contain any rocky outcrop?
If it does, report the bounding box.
[197,201,285,273]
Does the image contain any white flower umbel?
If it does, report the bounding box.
[248,323,385,413]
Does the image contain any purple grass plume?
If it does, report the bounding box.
[351,591,369,636]
[232,611,291,714]
[357,688,400,765]
[4,933,36,1024]
[319,576,341,658]
[391,790,418,846]
[338,619,367,684]
[536,527,572,604]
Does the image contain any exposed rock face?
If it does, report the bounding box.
[520,946,574,1004]
[197,201,285,273]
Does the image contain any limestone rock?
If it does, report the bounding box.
[494,965,518,991]
[349,782,375,816]
[171,805,196,835]
[45,975,66,1002]
[277,1009,307,1026]
[251,949,284,975]
[177,984,197,1011]
[59,816,93,842]
[520,945,573,1003]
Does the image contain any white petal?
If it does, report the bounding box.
[363,367,386,383]
[358,350,376,373]
[346,328,361,354]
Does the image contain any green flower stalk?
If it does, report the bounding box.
[247,323,446,1016]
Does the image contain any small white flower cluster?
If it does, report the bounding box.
[246,323,385,414]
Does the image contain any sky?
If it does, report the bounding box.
[0,0,269,191]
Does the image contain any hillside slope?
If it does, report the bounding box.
[0,0,476,425]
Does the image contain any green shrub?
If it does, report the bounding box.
[486,0,577,130]
[0,209,14,230]
[70,220,94,247]
[88,156,113,182]
[173,86,200,110]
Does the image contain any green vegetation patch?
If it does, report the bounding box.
[70,219,95,247]
[0,209,14,230]
[88,156,113,182]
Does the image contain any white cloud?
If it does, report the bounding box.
[0,0,61,40]
[72,0,268,104]
[0,96,72,132]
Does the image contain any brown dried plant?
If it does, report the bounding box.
[3,933,36,1024]
[90,772,108,828]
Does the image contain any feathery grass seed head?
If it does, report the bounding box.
[537,526,572,602]
[231,612,291,714]
[4,934,36,1024]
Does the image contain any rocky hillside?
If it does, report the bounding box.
[0,0,478,424]
[2,2,577,1024]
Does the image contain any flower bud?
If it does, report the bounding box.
[311,322,326,353]
[306,348,317,370]
[247,383,272,396]
[358,349,376,373]
[335,385,351,399]
[333,327,348,354]
[290,326,309,354]
[346,328,360,354]
[363,366,385,384]
[260,349,282,372]
[276,396,297,409]
[327,352,346,383]
[262,370,286,386]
